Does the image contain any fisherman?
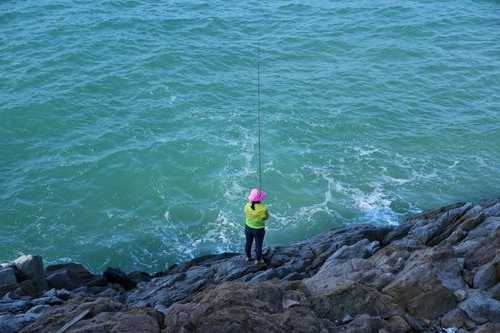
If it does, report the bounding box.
[244,188,269,265]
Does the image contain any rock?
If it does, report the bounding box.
[311,282,402,322]
[19,297,163,333]
[304,239,380,295]
[104,267,137,291]
[250,268,278,282]
[0,267,18,295]
[12,255,46,295]
[0,313,39,333]
[336,314,388,333]
[489,283,500,300]
[441,308,472,329]
[31,296,64,306]
[462,219,500,270]
[127,271,152,284]
[459,290,500,324]
[387,315,411,333]
[382,247,466,319]
[475,323,500,333]
[473,257,499,290]
[26,304,49,315]
[17,279,40,297]
[45,263,94,290]
[0,299,30,313]
[163,281,335,333]
[455,289,467,302]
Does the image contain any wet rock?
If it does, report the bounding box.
[45,263,94,290]
[0,267,18,295]
[127,271,152,284]
[104,267,137,291]
[12,255,46,295]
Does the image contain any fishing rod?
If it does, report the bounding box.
[257,46,263,191]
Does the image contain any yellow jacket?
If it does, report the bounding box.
[244,203,268,229]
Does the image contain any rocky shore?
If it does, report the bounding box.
[1,198,499,332]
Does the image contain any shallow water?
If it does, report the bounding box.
[1,0,500,272]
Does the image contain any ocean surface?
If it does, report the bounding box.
[1,0,500,272]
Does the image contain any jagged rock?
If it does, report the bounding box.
[163,281,335,333]
[32,296,64,306]
[458,290,500,324]
[462,218,500,270]
[0,299,30,313]
[25,304,49,315]
[45,263,95,291]
[0,312,39,333]
[12,256,46,296]
[383,246,466,319]
[311,282,402,322]
[104,267,137,291]
[336,314,389,333]
[250,268,278,282]
[489,283,500,300]
[0,267,18,295]
[473,256,500,290]
[43,288,72,301]
[20,297,163,333]
[304,239,380,294]
[387,315,411,333]
[475,323,500,333]
[441,308,474,329]
[127,271,152,284]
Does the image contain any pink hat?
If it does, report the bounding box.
[248,188,267,202]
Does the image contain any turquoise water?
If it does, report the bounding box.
[1,0,499,272]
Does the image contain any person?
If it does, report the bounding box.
[244,188,269,265]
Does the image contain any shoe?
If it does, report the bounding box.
[245,257,253,263]
[255,259,265,266]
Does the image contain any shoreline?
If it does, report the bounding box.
[1,198,499,332]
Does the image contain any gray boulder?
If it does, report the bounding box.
[0,267,18,295]
[0,312,39,333]
[459,290,500,324]
[383,246,466,319]
[473,256,499,290]
[13,255,46,295]
[45,263,94,290]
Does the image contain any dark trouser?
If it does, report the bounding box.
[245,225,265,261]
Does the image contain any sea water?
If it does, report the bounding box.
[1,0,499,272]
